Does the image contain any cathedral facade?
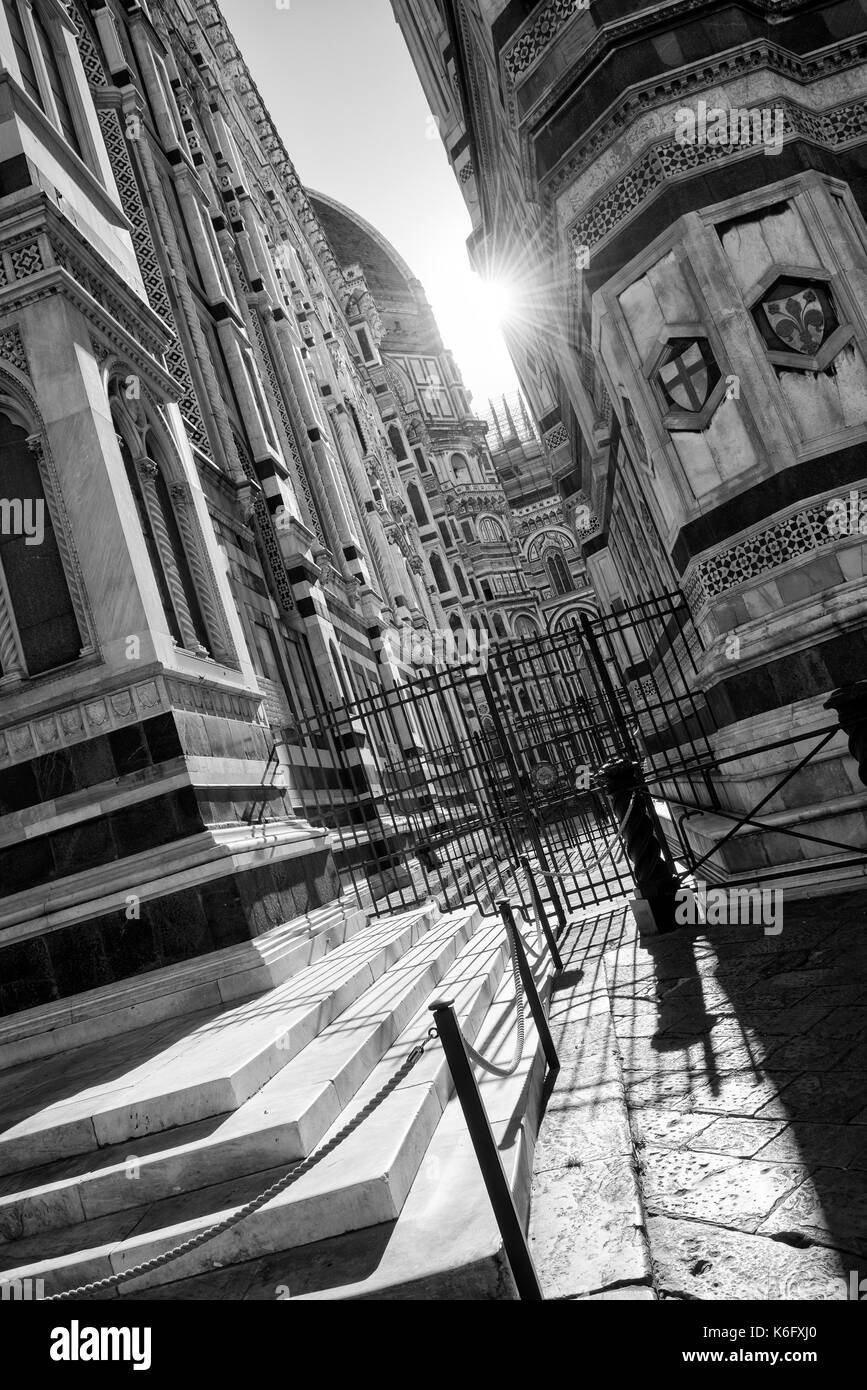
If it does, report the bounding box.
[393,0,867,889]
[0,0,556,1018]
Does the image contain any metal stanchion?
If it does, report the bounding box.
[428,999,545,1301]
[519,855,564,972]
[497,900,560,1074]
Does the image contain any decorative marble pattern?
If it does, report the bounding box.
[95,106,212,459]
[568,97,867,256]
[0,326,28,377]
[503,0,587,84]
[683,497,856,611]
[543,422,569,452]
[546,40,867,206]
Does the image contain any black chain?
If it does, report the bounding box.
[46,1028,439,1302]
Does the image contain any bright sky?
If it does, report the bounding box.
[218,0,520,410]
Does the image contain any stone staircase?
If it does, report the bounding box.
[0,897,550,1300]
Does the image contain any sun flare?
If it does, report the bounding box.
[474,273,517,327]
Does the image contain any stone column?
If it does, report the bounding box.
[169,481,236,665]
[26,433,94,659]
[0,569,25,685]
[135,457,207,657]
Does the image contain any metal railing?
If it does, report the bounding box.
[428,899,561,1301]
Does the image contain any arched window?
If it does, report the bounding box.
[547,550,572,596]
[0,412,82,677]
[513,615,540,639]
[478,515,506,543]
[451,452,471,482]
[429,553,451,594]
[116,426,212,657]
[492,613,507,638]
[406,482,428,528]
[388,424,408,461]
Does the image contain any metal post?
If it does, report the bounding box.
[429,999,545,1301]
[826,680,867,792]
[497,901,560,1074]
[600,757,679,934]
[519,856,564,972]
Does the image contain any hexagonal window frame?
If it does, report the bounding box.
[644,327,727,431]
[748,266,854,373]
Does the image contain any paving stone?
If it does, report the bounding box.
[647,1214,850,1300]
[758,1168,867,1255]
[808,1007,867,1039]
[739,1003,833,1035]
[687,1116,787,1157]
[762,1036,857,1072]
[536,887,867,1303]
[828,1036,867,1071]
[641,1146,809,1231]
[755,1122,867,1169]
[798,984,867,1008]
[678,1071,785,1116]
[528,1158,650,1300]
[757,1072,867,1123]
[625,1074,704,1108]
[534,1098,633,1172]
[632,1108,717,1149]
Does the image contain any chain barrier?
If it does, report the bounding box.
[45,1028,439,1302]
[462,916,526,1079]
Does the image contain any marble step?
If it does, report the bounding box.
[0,902,441,1180]
[291,972,548,1300]
[0,898,370,1073]
[0,918,510,1296]
[115,928,550,1302]
[0,907,481,1241]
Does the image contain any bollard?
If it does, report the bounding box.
[826,680,867,790]
[429,999,544,1301]
[599,757,679,934]
[519,856,564,972]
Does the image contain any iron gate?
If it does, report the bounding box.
[272,590,867,925]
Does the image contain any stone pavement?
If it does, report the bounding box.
[528,886,867,1301]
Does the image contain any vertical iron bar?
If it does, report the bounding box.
[496,901,560,1073]
[428,999,545,1301]
[519,856,564,972]
[480,673,568,937]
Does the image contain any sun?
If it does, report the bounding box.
[474,273,517,328]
